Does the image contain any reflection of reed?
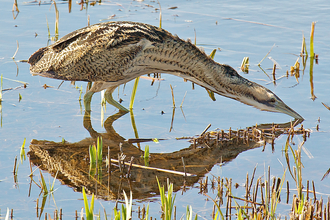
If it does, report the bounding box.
[28,110,304,201]
[129,110,140,148]
[309,57,317,101]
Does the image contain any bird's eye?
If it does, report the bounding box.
[269,98,276,103]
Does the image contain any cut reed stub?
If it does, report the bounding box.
[240,57,249,74]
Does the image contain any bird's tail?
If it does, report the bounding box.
[28,47,47,66]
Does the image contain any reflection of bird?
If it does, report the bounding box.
[28,21,302,119]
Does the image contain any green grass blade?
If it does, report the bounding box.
[46,16,50,38]
[129,77,140,110]
[186,205,193,220]
[144,145,149,158]
[204,49,217,101]
[0,74,3,102]
[284,138,295,180]
[206,89,216,101]
[204,193,224,219]
[39,170,48,195]
[123,191,128,219]
[213,210,218,220]
[18,93,22,102]
[90,194,95,218]
[104,208,108,220]
[97,137,103,163]
[50,171,58,192]
[310,22,315,58]
[82,187,90,217]
[301,34,308,57]
[114,208,121,220]
[53,0,59,38]
[83,187,94,220]
[144,203,149,220]
[121,204,126,220]
[20,138,26,164]
[209,49,216,59]
[129,110,140,149]
[156,177,165,209]
[272,169,287,214]
[89,145,97,165]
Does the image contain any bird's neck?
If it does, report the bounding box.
[141,37,251,101]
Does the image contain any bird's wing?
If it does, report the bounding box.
[51,21,168,52]
[29,21,170,82]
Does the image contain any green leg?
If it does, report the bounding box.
[104,87,129,112]
[84,90,95,112]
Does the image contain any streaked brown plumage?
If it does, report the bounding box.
[28,21,303,119]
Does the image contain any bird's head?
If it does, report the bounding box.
[236,83,303,120]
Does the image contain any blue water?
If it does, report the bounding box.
[1,0,330,218]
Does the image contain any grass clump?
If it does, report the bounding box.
[37,170,58,218]
[157,177,176,220]
[89,137,103,176]
[89,137,103,165]
[121,190,133,220]
[186,205,197,220]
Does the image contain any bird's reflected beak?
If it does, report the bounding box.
[275,101,304,120]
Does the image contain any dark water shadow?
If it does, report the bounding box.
[27,110,304,201]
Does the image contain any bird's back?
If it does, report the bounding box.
[28,21,170,82]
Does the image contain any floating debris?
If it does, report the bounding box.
[42,84,53,89]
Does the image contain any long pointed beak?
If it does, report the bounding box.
[275,102,304,120]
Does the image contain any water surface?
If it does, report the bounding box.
[1,0,330,218]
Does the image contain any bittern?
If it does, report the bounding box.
[28,21,303,119]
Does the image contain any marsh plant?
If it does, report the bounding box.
[83,187,95,220]
[89,137,103,176]
[142,145,150,167]
[157,177,176,220]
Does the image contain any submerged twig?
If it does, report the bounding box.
[258,44,276,66]
[12,0,19,12]
[12,40,19,59]
[110,158,196,176]
[321,102,330,111]
[170,84,176,108]
[258,65,271,81]
[200,124,211,136]
[179,91,187,108]
[321,168,330,181]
